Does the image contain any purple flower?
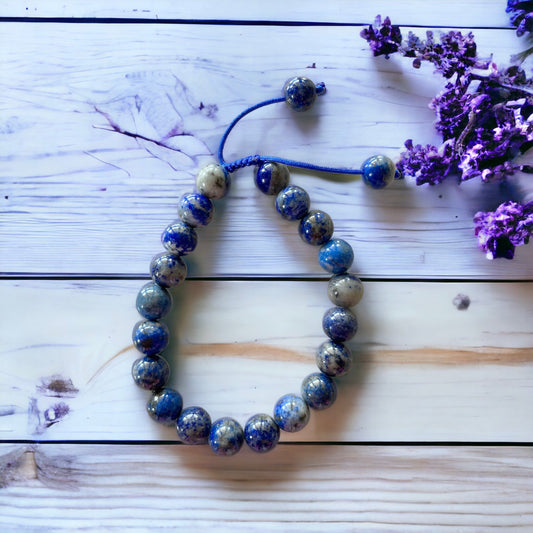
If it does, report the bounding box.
[507,1,533,36]
[474,201,533,259]
[360,15,402,58]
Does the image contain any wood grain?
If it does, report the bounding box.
[1,443,532,531]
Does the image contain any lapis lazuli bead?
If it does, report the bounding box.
[275,185,310,220]
[131,354,170,390]
[301,372,337,410]
[283,76,317,112]
[178,192,214,227]
[162,221,198,256]
[273,394,310,433]
[196,163,231,200]
[316,340,353,377]
[208,417,244,456]
[147,387,183,426]
[136,281,172,320]
[255,162,290,195]
[322,307,358,342]
[244,413,280,453]
[132,319,169,356]
[298,210,334,246]
[176,406,212,445]
[150,252,187,288]
[327,273,364,308]
[361,155,396,189]
[318,238,354,274]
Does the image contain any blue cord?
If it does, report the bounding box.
[217,84,363,176]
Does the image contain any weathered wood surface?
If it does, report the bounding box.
[2,23,533,278]
[1,444,532,531]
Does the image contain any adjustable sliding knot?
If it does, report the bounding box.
[222,154,262,173]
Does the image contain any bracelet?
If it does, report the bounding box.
[131,76,397,456]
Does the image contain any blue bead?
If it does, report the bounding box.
[275,185,310,220]
[146,387,183,425]
[318,239,354,274]
[178,193,214,227]
[208,417,244,456]
[322,307,358,342]
[255,162,290,195]
[176,406,212,445]
[273,394,310,433]
[244,413,280,453]
[301,372,337,410]
[136,282,172,320]
[150,252,187,288]
[361,155,396,189]
[132,319,169,356]
[283,76,317,112]
[298,210,334,246]
[132,354,170,390]
[162,221,198,255]
[316,340,353,377]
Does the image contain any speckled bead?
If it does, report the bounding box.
[298,210,334,246]
[301,372,337,410]
[273,393,310,433]
[161,221,198,256]
[208,417,244,456]
[327,273,364,308]
[196,163,231,200]
[244,413,280,453]
[322,307,358,342]
[131,354,170,390]
[132,319,169,356]
[136,282,172,320]
[178,192,214,227]
[318,238,354,274]
[275,185,310,220]
[146,387,183,426]
[255,162,290,195]
[316,340,353,377]
[361,155,396,189]
[283,76,317,112]
[150,252,187,288]
[176,406,212,445]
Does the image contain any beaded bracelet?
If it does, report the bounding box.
[131,76,398,456]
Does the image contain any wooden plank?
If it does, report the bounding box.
[1,279,532,442]
[2,0,511,27]
[2,23,533,278]
[1,443,532,531]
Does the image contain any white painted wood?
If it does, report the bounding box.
[2,0,511,27]
[1,444,532,531]
[1,279,531,442]
[2,23,533,278]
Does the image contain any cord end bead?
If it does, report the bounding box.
[283,76,318,112]
[361,155,396,189]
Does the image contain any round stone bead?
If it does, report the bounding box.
[327,273,364,308]
[196,163,231,200]
[136,281,172,320]
[244,413,280,454]
[316,340,353,377]
[301,372,337,410]
[283,76,317,112]
[275,185,310,220]
[161,221,198,256]
[176,406,212,445]
[322,307,358,342]
[318,238,354,274]
[131,354,170,390]
[146,387,183,426]
[273,393,310,433]
[255,162,290,195]
[208,417,244,456]
[361,155,396,189]
[150,252,187,288]
[132,319,169,356]
[178,192,214,227]
[298,210,334,246]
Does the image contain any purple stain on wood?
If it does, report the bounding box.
[43,402,70,427]
[0,405,16,416]
[36,375,78,398]
[453,293,471,310]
